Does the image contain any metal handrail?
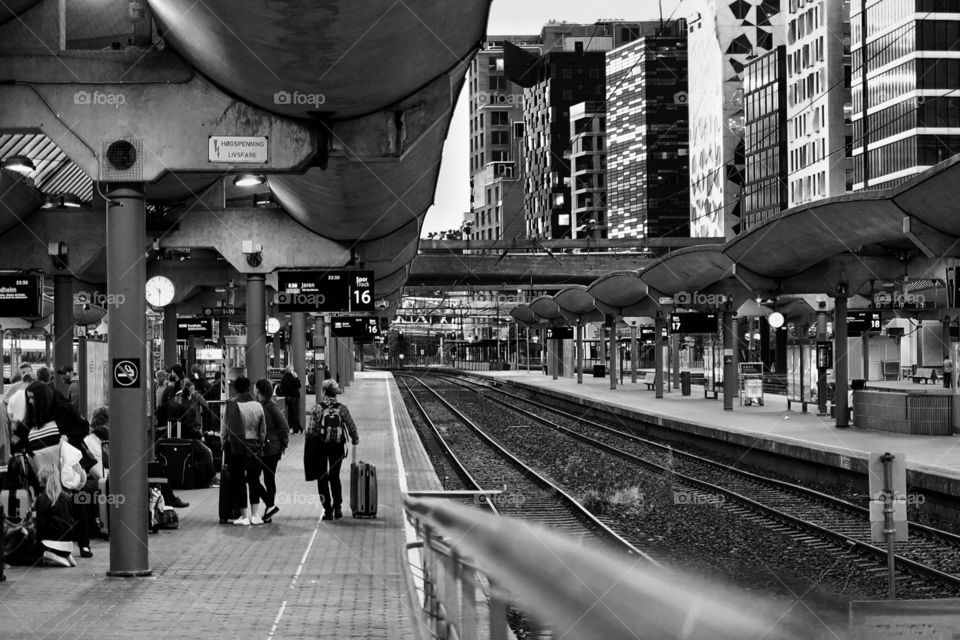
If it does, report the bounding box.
[402,496,797,640]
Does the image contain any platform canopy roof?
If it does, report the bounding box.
[538,157,960,327]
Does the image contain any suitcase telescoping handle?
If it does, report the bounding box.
[351,444,356,465]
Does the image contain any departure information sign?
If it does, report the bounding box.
[0,274,41,317]
[276,270,375,312]
[546,327,573,340]
[177,317,213,339]
[670,312,718,334]
[330,316,380,339]
[847,310,882,337]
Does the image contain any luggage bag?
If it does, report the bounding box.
[218,465,242,524]
[156,438,195,490]
[349,447,377,518]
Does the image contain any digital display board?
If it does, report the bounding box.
[847,310,882,337]
[0,274,42,317]
[330,316,380,339]
[276,270,375,312]
[546,327,573,340]
[177,317,213,339]
[669,312,718,334]
[816,341,834,369]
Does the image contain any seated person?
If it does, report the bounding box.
[163,381,217,488]
[8,465,79,567]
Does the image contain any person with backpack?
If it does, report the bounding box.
[304,379,359,520]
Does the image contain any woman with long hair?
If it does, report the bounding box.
[33,465,77,567]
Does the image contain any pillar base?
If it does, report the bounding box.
[107,570,153,578]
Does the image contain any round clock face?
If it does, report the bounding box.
[146,276,175,307]
[266,317,281,334]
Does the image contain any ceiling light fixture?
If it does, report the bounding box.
[2,155,36,176]
[233,174,265,188]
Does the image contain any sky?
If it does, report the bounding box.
[420,0,686,235]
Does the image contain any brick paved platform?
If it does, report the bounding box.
[0,371,428,640]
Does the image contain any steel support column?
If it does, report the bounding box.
[105,185,150,577]
[245,274,267,383]
[292,312,306,431]
[655,313,664,399]
[53,275,73,396]
[163,305,178,369]
[723,309,736,411]
[817,303,829,416]
[835,293,850,428]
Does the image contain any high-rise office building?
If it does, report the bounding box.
[743,46,788,230]
[786,0,851,205]
[468,36,538,242]
[503,21,664,239]
[688,0,786,238]
[606,32,689,239]
[851,0,960,190]
[568,101,607,238]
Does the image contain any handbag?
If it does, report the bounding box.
[59,439,87,491]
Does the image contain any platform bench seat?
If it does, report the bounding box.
[644,381,656,390]
[911,368,938,384]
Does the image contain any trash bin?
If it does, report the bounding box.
[681,371,691,396]
[850,379,866,390]
[593,364,606,378]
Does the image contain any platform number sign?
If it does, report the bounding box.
[112,358,141,388]
[669,313,718,334]
[276,270,375,312]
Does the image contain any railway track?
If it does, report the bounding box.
[415,371,960,596]
[397,375,654,562]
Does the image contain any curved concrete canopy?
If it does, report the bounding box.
[510,305,538,326]
[0,0,39,25]
[725,193,907,278]
[892,154,960,235]
[529,296,564,321]
[149,0,490,120]
[553,286,605,324]
[640,245,735,295]
[269,116,450,241]
[0,169,43,235]
[587,271,647,310]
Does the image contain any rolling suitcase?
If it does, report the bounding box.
[218,465,242,524]
[349,447,377,518]
[156,438,195,489]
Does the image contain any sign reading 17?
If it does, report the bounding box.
[671,319,682,332]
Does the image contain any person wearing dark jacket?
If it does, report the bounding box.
[254,378,289,523]
[221,376,266,526]
[277,366,302,434]
[304,379,358,520]
[33,465,78,567]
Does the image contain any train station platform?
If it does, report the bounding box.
[0,371,439,640]
[463,368,960,496]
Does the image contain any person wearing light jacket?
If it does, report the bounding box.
[221,376,266,526]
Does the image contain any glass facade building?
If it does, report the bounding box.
[606,35,690,239]
[743,47,789,230]
[852,0,960,190]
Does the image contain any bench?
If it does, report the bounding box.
[911,368,939,384]
[644,381,656,390]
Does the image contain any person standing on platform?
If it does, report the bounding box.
[944,356,954,389]
[277,365,302,434]
[304,379,358,520]
[59,367,80,413]
[221,376,266,526]
[254,379,289,523]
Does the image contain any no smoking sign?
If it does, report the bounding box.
[113,358,141,389]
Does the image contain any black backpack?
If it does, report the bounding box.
[315,404,345,444]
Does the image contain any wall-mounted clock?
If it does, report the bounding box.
[146,275,175,308]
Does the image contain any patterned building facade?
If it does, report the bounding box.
[606,34,689,239]
[688,0,786,238]
[568,101,608,238]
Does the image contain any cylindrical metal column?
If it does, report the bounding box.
[315,317,325,403]
[163,305,178,370]
[550,336,558,380]
[106,185,151,577]
[78,335,88,418]
[292,312,306,431]
[862,332,870,381]
[608,317,617,390]
[53,275,74,396]
[245,274,267,384]
[817,303,829,416]
[576,321,583,384]
[671,333,680,388]
[723,309,736,411]
[655,313,664,398]
[630,325,638,384]
[835,294,850,428]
